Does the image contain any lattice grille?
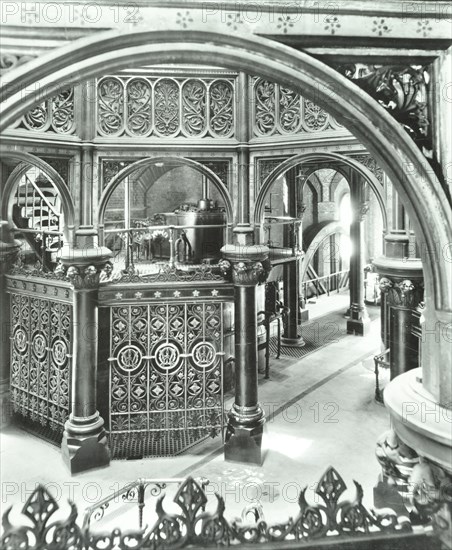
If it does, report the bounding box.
[109,301,224,458]
[10,293,72,433]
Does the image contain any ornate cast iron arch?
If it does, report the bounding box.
[301,221,349,284]
[0,29,450,310]
[254,152,388,233]
[97,156,234,242]
[0,149,76,242]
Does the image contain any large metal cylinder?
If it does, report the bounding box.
[176,210,225,263]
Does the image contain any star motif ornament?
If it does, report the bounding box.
[134,291,143,299]
[115,292,123,300]
[211,289,219,297]
[192,290,200,297]
[154,291,162,298]
[173,291,181,297]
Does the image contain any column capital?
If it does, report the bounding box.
[220,244,271,286]
[58,245,113,289]
[378,275,424,308]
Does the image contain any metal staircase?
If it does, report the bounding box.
[13,171,63,269]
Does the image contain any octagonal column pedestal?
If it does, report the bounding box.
[383,369,452,548]
[58,244,112,474]
[220,239,271,465]
[0,221,21,428]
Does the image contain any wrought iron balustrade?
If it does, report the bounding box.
[82,477,209,532]
[302,269,350,299]
[1,467,439,550]
[102,220,231,271]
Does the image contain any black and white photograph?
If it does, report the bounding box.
[0,1,451,548]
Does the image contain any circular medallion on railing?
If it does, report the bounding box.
[13,328,28,354]
[154,341,181,374]
[51,338,68,369]
[32,332,48,360]
[192,341,217,370]
[117,344,143,372]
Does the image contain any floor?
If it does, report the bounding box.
[0,295,390,531]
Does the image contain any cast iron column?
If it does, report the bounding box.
[346,176,370,336]
[282,169,305,346]
[221,240,271,465]
[376,272,423,379]
[0,221,21,428]
[60,247,112,473]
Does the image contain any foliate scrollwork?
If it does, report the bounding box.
[231,260,271,286]
[303,98,329,131]
[379,276,424,308]
[1,486,82,550]
[351,154,384,183]
[254,79,276,136]
[1,469,417,550]
[52,89,75,134]
[102,159,135,188]
[336,64,430,152]
[65,265,104,289]
[126,78,152,136]
[154,78,180,136]
[279,87,302,133]
[0,53,34,77]
[23,102,50,131]
[97,77,124,136]
[209,80,234,137]
[182,79,207,136]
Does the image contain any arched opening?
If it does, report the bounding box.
[97,156,233,273]
[0,150,76,268]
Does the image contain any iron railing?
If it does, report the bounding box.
[302,269,350,299]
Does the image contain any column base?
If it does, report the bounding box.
[62,412,110,474]
[0,380,11,429]
[224,405,265,465]
[298,309,309,323]
[281,336,306,347]
[347,305,370,336]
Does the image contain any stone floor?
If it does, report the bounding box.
[0,295,390,531]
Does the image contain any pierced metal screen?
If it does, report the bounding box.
[10,293,72,433]
[109,301,224,458]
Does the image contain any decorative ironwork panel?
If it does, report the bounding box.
[19,89,75,135]
[97,77,124,136]
[10,292,72,433]
[51,89,75,134]
[126,78,152,136]
[254,78,276,136]
[303,98,329,131]
[22,102,50,132]
[182,79,207,136]
[96,75,236,138]
[209,80,234,137]
[278,86,302,133]
[154,78,180,136]
[109,300,224,458]
[252,77,340,137]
